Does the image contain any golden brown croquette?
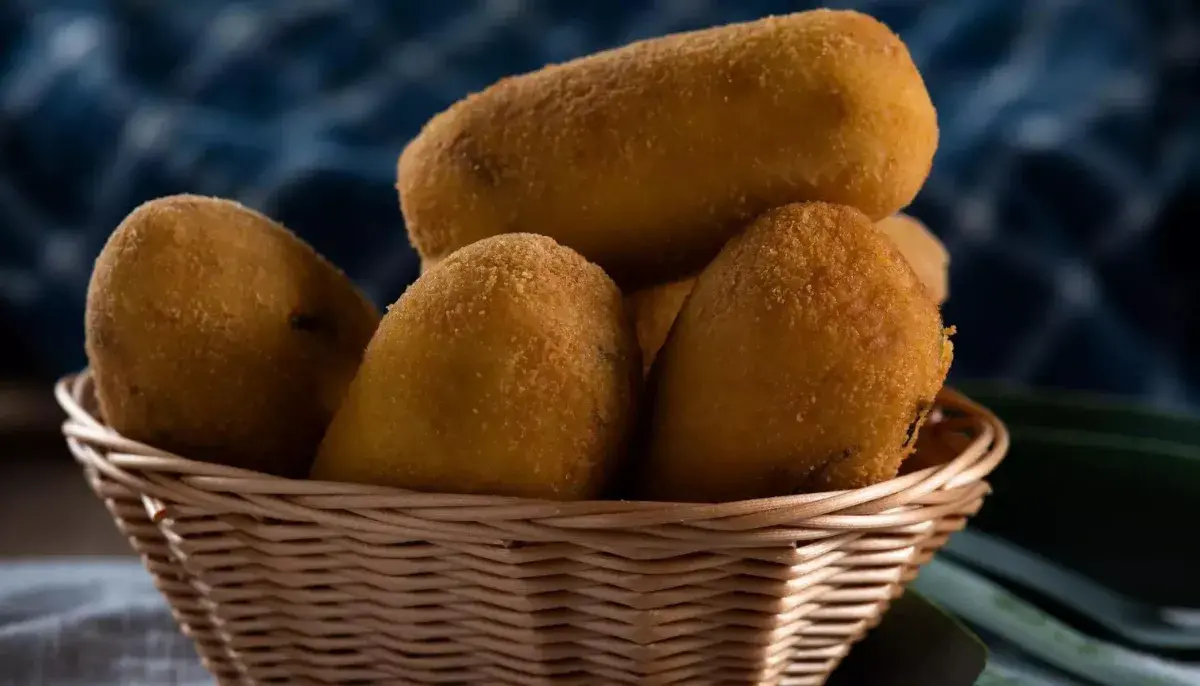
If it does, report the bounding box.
[398,9,939,286]
[878,213,950,303]
[624,277,696,376]
[85,194,380,477]
[640,202,951,502]
[312,233,640,501]
[624,212,949,377]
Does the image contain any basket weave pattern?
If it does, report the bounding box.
[57,372,1007,685]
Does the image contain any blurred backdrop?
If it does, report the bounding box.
[2,4,1199,684]
[1,0,1198,408]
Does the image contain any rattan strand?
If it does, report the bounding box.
[57,371,1006,685]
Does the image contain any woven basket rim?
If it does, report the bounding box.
[57,370,1007,524]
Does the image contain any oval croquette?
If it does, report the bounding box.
[312,234,640,501]
[640,202,951,502]
[85,195,380,477]
[878,213,950,304]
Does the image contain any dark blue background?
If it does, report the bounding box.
[1,0,1197,408]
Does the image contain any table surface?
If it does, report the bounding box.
[0,433,132,558]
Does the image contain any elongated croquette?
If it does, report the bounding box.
[399,9,938,286]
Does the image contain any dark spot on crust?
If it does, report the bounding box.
[90,323,115,351]
[903,401,933,447]
[722,56,769,100]
[811,88,850,127]
[289,312,326,333]
[577,101,612,138]
[591,407,608,429]
[790,448,858,494]
[449,132,505,188]
[597,344,619,364]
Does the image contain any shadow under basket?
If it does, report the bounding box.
[56,371,1007,686]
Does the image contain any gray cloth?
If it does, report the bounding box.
[0,560,209,686]
[0,558,1096,685]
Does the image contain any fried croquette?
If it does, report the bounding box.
[311,234,640,501]
[399,9,938,286]
[624,213,947,374]
[85,195,380,477]
[640,202,952,502]
[625,277,696,375]
[878,213,950,303]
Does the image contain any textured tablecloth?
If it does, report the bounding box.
[0,561,211,686]
[0,560,1072,686]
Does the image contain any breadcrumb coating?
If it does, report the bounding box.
[398,9,938,286]
[641,202,951,502]
[312,233,640,500]
[85,194,379,477]
[624,212,950,376]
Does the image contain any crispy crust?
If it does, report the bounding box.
[641,202,951,502]
[85,194,379,477]
[398,9,938,287]
[312,234,640,500]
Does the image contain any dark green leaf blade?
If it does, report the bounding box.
[969,427,1200,607]
[825,590,988,686]
[955,382,1200,446]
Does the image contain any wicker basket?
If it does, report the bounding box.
[56,371,1007,685]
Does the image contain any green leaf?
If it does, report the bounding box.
[968,426,1200,607]
[956,381,1200,446]
[914,557,1200,686]
[825,590,988,686]
[945,383,1200,608]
